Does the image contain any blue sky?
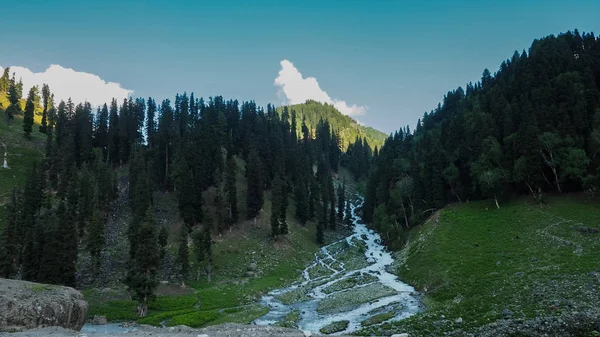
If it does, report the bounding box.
[2,0,599,133]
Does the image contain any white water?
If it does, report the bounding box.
[254,198,421,334]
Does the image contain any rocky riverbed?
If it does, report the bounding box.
[254,198,422,334]
[2,323,355,337]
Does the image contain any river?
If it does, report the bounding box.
[253,198,421,334]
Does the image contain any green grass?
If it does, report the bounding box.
[361,310,396,326]
[358,196,600,336]
[319,320,349,334]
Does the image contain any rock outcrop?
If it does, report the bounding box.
[0,278,88,332]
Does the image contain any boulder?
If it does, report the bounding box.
[248,262,258,271]
[0,278,88,332]
[91,315,107,325]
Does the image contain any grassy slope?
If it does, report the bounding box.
[86,163,356,327]
[359,196,600,336]
[0,93,45,229]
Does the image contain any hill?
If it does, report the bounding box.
[0,92,45,228]
[0,86,361,329]
[364,30,600,246]
[358,196,600,336]
[278,100,387,150]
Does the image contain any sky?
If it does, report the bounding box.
[1,0,599,133]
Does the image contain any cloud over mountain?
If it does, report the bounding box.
[274,60,366,116]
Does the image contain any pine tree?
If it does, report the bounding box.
[279,177,289,235]
[0,67,9,92]
[39,84,50,133]
[192,228,204,281]
[0,189,20,278]
[88,210,106,275]
[23,86,36,139]
[126,208,160,317]
[337,181,345,223]
[225,156,238,227]
[177,227,189,282]
[270,175,282,237]
[327,175,336,230]
[61,194,79,287]
[316,203,326,245]
[94,103,109,161]
[293,176,309,225]
[107,99,120,165]
[38,210,63,285]
[201,213,214,282]
[246,145,264,219]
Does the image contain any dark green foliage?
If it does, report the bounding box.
[316,203,326,245]
[39,84,51,133]
[225,156,239,226]
[246,145,264,219]
[4,83,348,289]
[87,210,105,275]
[337,182,345,223]
[23,86,36,139]
[177,228,189,281]
[327,175,336,230]
[361,30,600,246]
[270,174,288,237]
[125,208,160,317]
[158,226,168,260]
[0,189,20,278]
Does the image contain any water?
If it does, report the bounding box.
[254,198,421,334]
[80,323,137,334]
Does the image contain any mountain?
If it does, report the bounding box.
[278,100,387,150]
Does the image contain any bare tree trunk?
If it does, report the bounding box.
[450,185,462,203]
[494,194,500,210]
[400,202,410,229]
[165,146,169,188]
[551,168,561,193]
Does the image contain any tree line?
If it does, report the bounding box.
[361,30,600,248]
[0,87,354,315]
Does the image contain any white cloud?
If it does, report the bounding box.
[274,60,366,116]
[0,64,132,106]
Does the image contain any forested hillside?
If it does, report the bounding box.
[0,67,356,317]
[278,100,387,150]
[360,30,600,247]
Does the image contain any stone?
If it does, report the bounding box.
[248,262,258,271]
[514,272,525,278]
[503,309,513,317]
[245,271,255,277]
[455,317,463,324]
[91,315,107,325]
[391,334,409,337]
[197,335,209,337]
[303,330,312,336]
[0,278,88,332]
